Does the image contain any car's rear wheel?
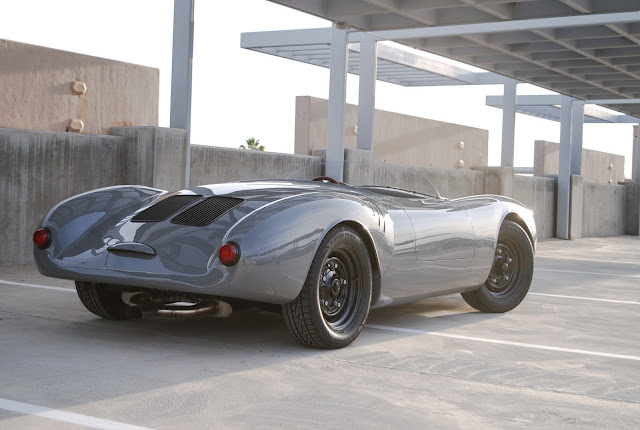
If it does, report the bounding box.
[462,220,534,313]
[76,281,139,320]
[282,225,372,349]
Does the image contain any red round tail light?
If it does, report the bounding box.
[218,242,240,266]
[33,228,52,249]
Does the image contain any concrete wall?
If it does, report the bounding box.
[1,126,187,265]
[295,96,488,170]
[3,126,637,265]
[0,39,158,135]
[190,145,321,186]
[534,140,625,183]
[581,183,627,237]
[513,175,556,239]
[0,128,128,265]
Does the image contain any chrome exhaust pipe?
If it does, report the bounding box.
[122,292,232,318]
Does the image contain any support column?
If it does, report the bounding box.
[326,24,349,182]
[557,95,573,239]
[634,124,639,182]
[170,0,195,188]
[356,39,377,152]
[570,100,585,175]
[500,81,517,167]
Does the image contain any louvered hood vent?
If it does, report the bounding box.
[171,196,244,226]
[131,195,202,222]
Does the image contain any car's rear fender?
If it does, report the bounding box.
[220,192,393,304]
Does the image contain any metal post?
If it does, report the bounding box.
[170,0,195,188]
[635,124,640,182]
[326,24,349,182]
[557,95,573,239]
[501,81,517,167]
[356,39,377,152]
[570,101,585,175]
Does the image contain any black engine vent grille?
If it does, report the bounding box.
[171,196,244,226]
[131,195,202,222]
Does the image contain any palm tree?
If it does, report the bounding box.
[240,137,265,151]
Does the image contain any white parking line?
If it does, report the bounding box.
[367,325,640,361]
[0,279,75,292]
[529,292,640,305]
[536,255,640,266]
[0,398,154,430]
[536,268,640,278]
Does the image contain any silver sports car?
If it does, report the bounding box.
[33,170,536,349]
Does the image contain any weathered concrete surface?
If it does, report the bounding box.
[624,182,640,235]
[111,127,188,192]
[189,145,322,186]
[581,182,627,237]
[534,140,625,183]
[514,175,556,239]
[1,236,639,429]
[295,96,488,170]
[0,127,128,265]
[570,175,584,239]
[0,39,158,135]
[373,162,485,199]
[472,166,514,197]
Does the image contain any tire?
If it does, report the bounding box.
[282,225,372,349]
[462,220,534,313]
[75,281,138,320]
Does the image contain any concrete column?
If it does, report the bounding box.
[556,95,573,240]
[356,39,377,152]
[569,174,583,239]
[326,24,349,182]
[170,0,195,188]
[570,101,585,175]
[500,81,517,167]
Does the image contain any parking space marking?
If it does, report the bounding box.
[529,292,640,305]
[367,325,640,361]
[0,279,75,292]
[0,398,154,430]
[537,268,640,278]
[536,255,640,266]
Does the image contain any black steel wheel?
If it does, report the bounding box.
[462,220,534,313]
[76,281,139,320]
[282,225,372,349]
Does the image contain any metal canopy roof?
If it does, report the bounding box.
[267,0,640,117]
[486,95,640,123]
[241,28,512,87]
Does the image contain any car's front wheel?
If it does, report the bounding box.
[282,225,372,349]
[462,220,534,313]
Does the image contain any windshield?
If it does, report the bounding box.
[287,162,441,199]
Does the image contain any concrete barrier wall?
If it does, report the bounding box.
[2,126,636,265]
[0,128,128,265]
[581,183,627,236]
[372,162,485,199]
[534,140,625,183]
[190,145,322,186]
[513,175,556,239]
[295,96,488,170]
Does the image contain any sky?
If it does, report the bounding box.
[1,0,636,177]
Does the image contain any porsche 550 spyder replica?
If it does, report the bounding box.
[33,171,536,349]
